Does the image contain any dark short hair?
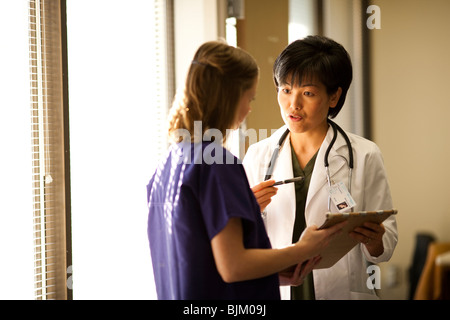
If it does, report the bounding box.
[273,35,352,118]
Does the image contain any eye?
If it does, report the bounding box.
[281,88,291,94]
[304,91,315,97]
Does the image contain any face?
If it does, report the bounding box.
[234,78,258,129]
[277,77,341,135]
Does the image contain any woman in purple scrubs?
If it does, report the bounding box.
[146,41,345,300]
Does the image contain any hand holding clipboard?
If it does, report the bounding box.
[314,209,398,269]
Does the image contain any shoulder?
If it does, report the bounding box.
[347,132,382,155]
[243,126,289,184]
[245,126,288,159]
[344,132,387,170]
[199,142,247,179]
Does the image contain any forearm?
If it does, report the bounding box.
[211,217,309,283]
[211,217,345,283]
[222,245,307,283]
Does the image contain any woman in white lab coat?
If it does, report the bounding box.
[243,36,398,300]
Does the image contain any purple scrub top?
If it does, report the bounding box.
[147,142,280,300]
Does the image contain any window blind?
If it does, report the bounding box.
[154,0,175,154]
[28,0,69,300]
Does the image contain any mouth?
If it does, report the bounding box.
[288,114,303,122]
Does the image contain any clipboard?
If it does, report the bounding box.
[313,209,398,269]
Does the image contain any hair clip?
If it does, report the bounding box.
[192,60,208,67]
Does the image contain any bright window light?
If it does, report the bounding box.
[0,0,35,299]
[67,0,160,299]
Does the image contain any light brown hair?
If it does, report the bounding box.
[168,41,259,143]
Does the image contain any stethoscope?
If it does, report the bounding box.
[264,119,354,211]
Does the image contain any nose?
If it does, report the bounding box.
[290,91,302,110]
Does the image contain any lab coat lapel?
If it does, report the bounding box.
[269,132,297,238]
[305,125,348,224]
[272,132,294,181]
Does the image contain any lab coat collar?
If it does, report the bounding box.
[267,125,294,181]
[269,124,350,182]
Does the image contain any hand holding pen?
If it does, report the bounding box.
[272,176,304,186]
[251,179,278,212]
[251,177,304,211]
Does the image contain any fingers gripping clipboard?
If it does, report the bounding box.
[314,209,398,269]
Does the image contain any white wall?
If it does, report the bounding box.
[322,0,367,137]
[370,0,450,299]
[174,0,222,89]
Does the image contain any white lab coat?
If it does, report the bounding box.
[243,125,398,300]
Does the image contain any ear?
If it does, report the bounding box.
[329,87,342,109]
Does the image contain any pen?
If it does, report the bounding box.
[272,176,304,186]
